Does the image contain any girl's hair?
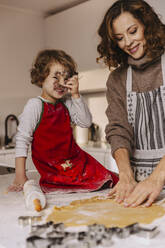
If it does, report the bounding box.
[97,0,165,69]
[31,49,77,87]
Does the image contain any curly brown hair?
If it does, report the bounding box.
[31,49,77,87]
[97,0,165,69]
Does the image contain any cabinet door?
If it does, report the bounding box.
[104,152,118,173]
[81,147,106,166]
[4,153,15,167]
[0,153,6,166]
[0,152,15,167]
[88,150,106,165]
[25,147,119,173]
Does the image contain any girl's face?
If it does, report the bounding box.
[41,62,68,103]
[112,12,146,59]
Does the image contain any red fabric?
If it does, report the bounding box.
[32,101,118,193]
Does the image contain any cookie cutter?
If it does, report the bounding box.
[18,216,42,227]
[136,226,159,239]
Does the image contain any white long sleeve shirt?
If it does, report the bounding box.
[15,96,92,157]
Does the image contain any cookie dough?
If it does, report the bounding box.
[47,197,165,228]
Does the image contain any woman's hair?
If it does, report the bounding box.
[31,49,77,87]
[97,0,165,69]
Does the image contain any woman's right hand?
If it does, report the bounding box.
[7,176,28,192]
[109,148,137,203]
[108,172,137,203]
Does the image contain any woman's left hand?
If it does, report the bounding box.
[124,156,165,207]
[124,176,164,207]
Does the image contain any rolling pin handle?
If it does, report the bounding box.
[33,198,42,212]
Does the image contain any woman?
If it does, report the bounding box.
[97,0,165,207]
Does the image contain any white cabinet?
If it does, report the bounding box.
[45,0,113,72]
[81,146,118,173]
[26,146,118,173]
[0,149,35,171]
[0,146,118,174]
[104,150,118,173]
[82,146,106,165]
[0,150,15,167]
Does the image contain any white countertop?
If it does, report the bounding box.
[1,171,165,248]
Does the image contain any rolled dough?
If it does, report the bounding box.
[47,196,165,228]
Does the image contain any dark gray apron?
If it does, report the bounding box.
[127,54,165,183]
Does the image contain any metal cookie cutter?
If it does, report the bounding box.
[136,226,159,239]
[18,216,42,227]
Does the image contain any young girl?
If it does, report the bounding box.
[97,0,165,207]
[8,49,118,193]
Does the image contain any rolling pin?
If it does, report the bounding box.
[23,180,46,212]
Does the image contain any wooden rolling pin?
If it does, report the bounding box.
[23,180,46,212]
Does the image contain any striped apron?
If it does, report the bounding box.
[127,54,165,183]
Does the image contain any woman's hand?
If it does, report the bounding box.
[110,148,137,203]
[7,176,28,192]
[109,172,137,203]
[124,156,165,207]
[124,176,164,207]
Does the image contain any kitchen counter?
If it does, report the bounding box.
[1,171,165,248]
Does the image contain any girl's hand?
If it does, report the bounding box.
[65,75,80,99]
[7,176,28,192]
[109,172,137,203]
[124,177,164,207]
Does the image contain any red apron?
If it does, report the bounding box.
[32,100,118,193]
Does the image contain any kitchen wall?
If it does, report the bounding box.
[45,0,116,72]
[0,5,44,144]
[78,68,110,143]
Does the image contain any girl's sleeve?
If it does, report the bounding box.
[105,68,134,157]
[65,95,92,127]
[15,98,42,158]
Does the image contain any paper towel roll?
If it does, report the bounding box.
[75,126,89,145]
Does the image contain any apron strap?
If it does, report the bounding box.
[161,53,165,85]
[126,66,132,93]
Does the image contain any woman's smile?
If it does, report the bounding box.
[112,12,146,59]
[128,44,140,54]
